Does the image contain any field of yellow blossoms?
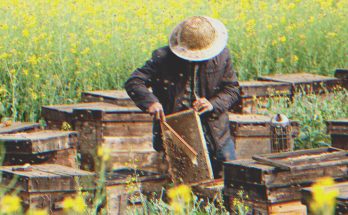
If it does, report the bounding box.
[0,0,347,121]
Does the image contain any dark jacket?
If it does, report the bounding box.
[125,46,240,155]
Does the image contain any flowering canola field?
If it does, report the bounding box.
[0,0,347,121]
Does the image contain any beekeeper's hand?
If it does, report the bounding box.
[148,102,165,121]
[193,98,213,114]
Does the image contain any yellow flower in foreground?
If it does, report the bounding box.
[310,177,339,214]
[279,35,287,43]
[26,209,48,215]
[97,146,111,161]
[62,196,86,213]
[168,184,192,214]
[0,195,21,213]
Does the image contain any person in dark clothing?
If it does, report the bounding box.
[125,16,240,177]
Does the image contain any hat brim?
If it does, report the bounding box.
[169,16,228,62]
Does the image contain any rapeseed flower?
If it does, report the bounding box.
[310,177,338,215]
[168,184,192,214]
[0,195,22,213]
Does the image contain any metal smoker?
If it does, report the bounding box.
[270,114,292,152]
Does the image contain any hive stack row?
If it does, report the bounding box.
[0,71,347,214]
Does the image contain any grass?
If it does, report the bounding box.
[0,0,347,121]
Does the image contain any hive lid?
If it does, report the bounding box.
[239,81,292,98]
[258,73,338,84]
[0,164,96,192]
[229,114,271,124]
[335,69,348,79]
[0,122,40,134]
[326,118,348,135]
[0,130,77,154]
[82,90,130,101]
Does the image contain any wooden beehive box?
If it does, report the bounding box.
[326,118,348,150]
[0,164,96,213]
[301,181,348,214]
[41,102,111,130]
[229,114,299,159]
[81,90,135,106]
[191,179,224,201]
[258,73,341,95]
[335,68,348,89]
[72,103,158,172]
[233,81,292,114]
[0,122,40,134]
[105,168,168,215]
[224,147,348,214]
[0,130,78,168]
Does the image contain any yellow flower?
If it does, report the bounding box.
[23,69,29,76]
[27,55,38,65]
[26,209,48,215]
[277,58,285,63]
[62,196,86,213]
[291,55,299,63]
[310,177,338,214]
[22,28,29,37]
[327,32,337,38]
[97,146,111,161]
[0,195,22,213]
[61,121,72,131]
[279,36,287,43]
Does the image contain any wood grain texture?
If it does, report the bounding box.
[161,109,213,184]
[0,130,78,154]
[81,90,135,107]
[0,164,96,193]
[0,122,40,134]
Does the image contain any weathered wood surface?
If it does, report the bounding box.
[191,179,223,200]
[228,114,299,159]
[335,68,348,89]
[0,164,96,192]
[326,118,348,135]
[0,122,40,134]
[105,168,168,215]
[225,148,348,186]
[301,181,348,214]
[233,81,292,114]
[161,109,214,184]
[102,136,153,151]
[0,130,78,154]
[81,90,135,107]
[3,148,77,168]
[258,73,341,94]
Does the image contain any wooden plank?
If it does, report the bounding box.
[326,118,348,135]
[234,136,271,159]
[161,109,213,184]
[0,131,77,154]
[239,81,292,98]
[102,135,153,151]
[81,90,135,106]
[0,122,40,134]
[252,155,291,171]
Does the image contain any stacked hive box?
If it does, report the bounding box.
[0,164,96,213]
[258,73,342,95]
[234,81,292,114]
[326,118,348,150]
[224,147,348,214]
[229,114,300,159]
[0,130,78,168]
[81,90,135,107]
[106,168,167,214]
[72,103,159,172]
[42,102,159,172]
[301,181,348,214]
[335,68,348,89]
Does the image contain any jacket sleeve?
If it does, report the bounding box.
[209,49,241,115]
[124,50,161,112]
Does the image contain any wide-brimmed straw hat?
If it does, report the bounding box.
[169,16,228,62]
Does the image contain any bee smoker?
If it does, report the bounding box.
[270,114,293,152]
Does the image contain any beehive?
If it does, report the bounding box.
[41,102,108,130]
[105,168,168,215]
[258,73,341,95]
[224,147,348,214]
[326,118,348,150]
[335,68,348,89]
[71,103,158,172]
[229,114,299,159]
[0,164,96,213]
[0,130,78,168]
[301,181,348,214]
[81,90,135,106]
[0,122,40,134]
[233,81,292,114]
